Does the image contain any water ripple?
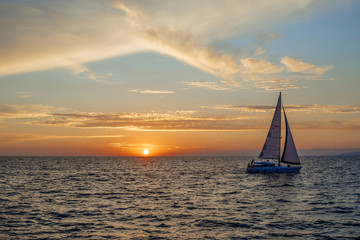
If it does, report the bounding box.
[0,156,359,239]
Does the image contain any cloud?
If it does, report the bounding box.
[143,28,240,83]
[241,58,285,75]
[17,91,31,99]
[240,56,333,90]
[0,104,67,119]
[109,142,179,150]
[112,1,240,83]
[27,111,260,131]
[2,104,360,131]
[0,1,141,76]
[0,134,124,144]
[288,104,360,114]
[253,47,267,56]
[28,111,360,131]
[243,75,302,91]
[0,0,343,88]
[239,58,301,91]
[183,81,233,91]
[204,104,360,114]
[294,119,360,131]
[252,32,281,56]
[0,0,240,82]
[203,105,275,112]
[281,57,333,75]
[311,66,334,76]
[129,89,175,94]
[281,57,314,72]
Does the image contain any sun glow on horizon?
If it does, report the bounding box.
[143,149,150,155]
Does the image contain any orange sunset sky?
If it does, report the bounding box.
[0,0,359,156]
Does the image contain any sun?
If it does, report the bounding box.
[143,149,150,155]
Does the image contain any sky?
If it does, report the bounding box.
[0,0,359,156]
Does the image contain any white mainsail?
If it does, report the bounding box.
[281,109,301,165]
[258,93,282,160]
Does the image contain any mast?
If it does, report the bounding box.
[278,92,281,166]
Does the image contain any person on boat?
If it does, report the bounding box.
[247,160,254,169]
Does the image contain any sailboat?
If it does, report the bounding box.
[246,92,301,174]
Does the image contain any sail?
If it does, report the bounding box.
[259,93,282,159]
[281,109,301,165]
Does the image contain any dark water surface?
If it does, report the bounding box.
[1,156,359,239]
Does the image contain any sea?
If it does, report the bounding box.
[0,156,359,239]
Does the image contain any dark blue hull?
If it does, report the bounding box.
[246,166,301,174]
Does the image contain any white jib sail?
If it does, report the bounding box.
[259,93,282,159]
[281,110,300,165]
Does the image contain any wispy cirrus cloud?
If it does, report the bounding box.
[183,81,233,91]
[0,104,67,119]
[281,57,333,76]
[129,89,175,94]
[111,1,240,83]
[0,134,124,144]
[109,142,183,150]
[288,104,360,114]
[241,58,285,75]
[204,104,360,114]
[243,75,303,91]
[293,119,360,131]
[17,91,31,99]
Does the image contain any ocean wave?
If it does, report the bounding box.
[1,156,359,239]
